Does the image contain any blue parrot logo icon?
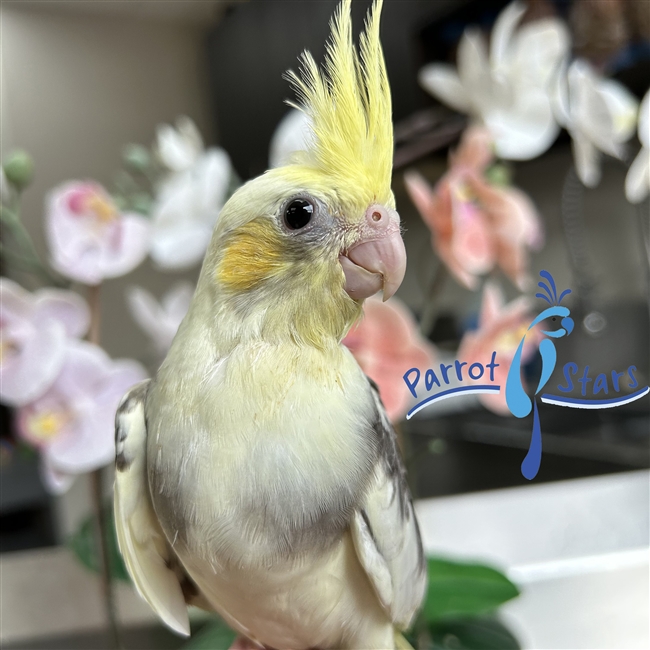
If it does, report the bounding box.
[506,271,574,480]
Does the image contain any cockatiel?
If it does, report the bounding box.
[114,1,427,648]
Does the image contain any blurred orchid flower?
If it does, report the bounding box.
[156,116,204,173]
[151,117,232,270]
[404,126,543,291]
[343,296,437,423]
[419,1,569,160]
[46,181,151,285]
[126,282,193,354]
[625,89,649,204]
[15,340,147,494]
[551,59,639,188]
[0,278,89,407]
[457,281,542,415]
[269,109,312,168]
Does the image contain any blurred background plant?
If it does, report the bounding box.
[1,0,648,648]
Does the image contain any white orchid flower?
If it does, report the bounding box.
[151,117,232,270]
[156,116,204,173]
[419,1,570,160]
[269,109,312,168]
[625,89,649,203]
[552,59,639,188]
[126,282,193,355]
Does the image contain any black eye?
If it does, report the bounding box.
[284,199,314,230]
[552,317,557,322]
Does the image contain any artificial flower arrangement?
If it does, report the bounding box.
[1,117,235,493]
[0,1,647,648]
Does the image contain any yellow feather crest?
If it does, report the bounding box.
[284,0,394,216]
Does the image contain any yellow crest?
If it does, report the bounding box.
[284,0,394,216]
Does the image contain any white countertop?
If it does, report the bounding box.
[416,470,649,650]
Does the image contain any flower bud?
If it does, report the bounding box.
[3,150,34,191]
[123,144,151,172]
[485,163,512,187]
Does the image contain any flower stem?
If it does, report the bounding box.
[560,165,598,312]
[88,284,102,347]
[419,262,447,339]
[91,469,121,649]
[635,202,650,323]
[87,283,122,650]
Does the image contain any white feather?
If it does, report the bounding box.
[351,465,427,629]
[113,381,190,636]
[351,386,427,630]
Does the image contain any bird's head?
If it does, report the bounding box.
[197,0,404,349]
[532,271,574,338]
[528,306,574,339]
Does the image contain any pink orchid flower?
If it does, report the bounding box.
[0,278,89,407]
[457,281,542,415]
[343,296,437,422]
[404,126,543,291]
[15,340,147,494]
[46,181,151,285]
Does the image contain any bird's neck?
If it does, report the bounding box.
[187,271,362,354]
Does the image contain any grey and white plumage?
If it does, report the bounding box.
[114,1,427,647]
[114,338,426,648]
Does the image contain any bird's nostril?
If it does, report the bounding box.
[364,204,399,234]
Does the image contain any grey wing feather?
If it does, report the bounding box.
[351,379,427,630]
[113,380,191,636]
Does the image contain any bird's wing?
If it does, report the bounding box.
[113,380,191,636]
[350,379,428,630]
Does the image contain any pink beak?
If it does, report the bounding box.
[339,204,407,301]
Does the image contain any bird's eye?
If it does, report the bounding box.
[284,199,314,230]
[552,317,557,322]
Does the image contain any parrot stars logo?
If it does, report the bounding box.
[505,270,574,480]
[403,270,649,481]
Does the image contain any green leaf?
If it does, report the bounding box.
[429,616,521,650]
[112,193,128,211]
[113,170,139,195]
[16,442,38,460]
[68,503,131,583]
[128,191,153,215]
[183,619,237,649]
[421,558,519,622]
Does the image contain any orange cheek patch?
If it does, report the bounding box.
[216,219,291,291]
